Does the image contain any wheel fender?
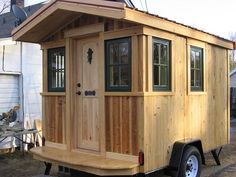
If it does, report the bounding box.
[167,139,205,177]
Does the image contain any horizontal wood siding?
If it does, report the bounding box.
[43,96,66,144]
[105,96,143,155]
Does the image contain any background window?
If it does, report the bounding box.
[153,38,171,91]
[48,47,65,92]
[105,38,131,91]
[190,46,203,91]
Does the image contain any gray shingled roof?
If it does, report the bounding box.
[0,3,43,38]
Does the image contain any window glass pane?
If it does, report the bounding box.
[120,66,129,86]
[110,66,119,87]
[191,69,194,87]
[195,70,200,87]
[160,44,167,64]
[190,46,203,91]
[153,43,159,64]
[110,44,119,64]
[195,52,200,69]
[106,38,131,91]
[191,51,195,68]
[153,65,159,86]
[51,70,57,88]
[120,43,129,64]
[48,47,65,92]
[61,72,65,88]
[160,66,167,86]
[153,38,170,91]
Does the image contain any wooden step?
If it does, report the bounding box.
[31,146,139,176]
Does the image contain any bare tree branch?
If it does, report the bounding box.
[0,0,10,15]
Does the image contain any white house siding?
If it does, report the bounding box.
[0,41,42,128]
[22,42,42,128]
[0,74,19,113]
[0,42,21,73]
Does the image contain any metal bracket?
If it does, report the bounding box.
[211,147,222,165]
[44,162,52,175]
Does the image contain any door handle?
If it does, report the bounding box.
[84,90,96,96]
[76,91,81,95]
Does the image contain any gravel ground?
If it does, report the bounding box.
[0,150,58,177]
[0,120,235,177]
[201,119,236,177]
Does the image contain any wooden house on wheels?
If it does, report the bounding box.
[11,0,235,177]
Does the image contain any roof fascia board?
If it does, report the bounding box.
[12,0,57,36]
[58,1,125,19]
[124,8,234,50]
[12,2,59,41]
[58,0,125,9]
[12,0,126,41]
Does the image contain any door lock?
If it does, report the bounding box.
[76,91,81,95]
[77,83,81,87]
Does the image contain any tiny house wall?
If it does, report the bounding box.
[40,14,230,174]
[141,28,230,172]
[40,15,144,153]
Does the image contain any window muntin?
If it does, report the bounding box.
[153,38,171,91]
[105,37,131,91]
[48,47,65,92]
[190,46,203,91]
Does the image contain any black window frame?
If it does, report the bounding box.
[105,37,132,92]
[190,46,204,91]
[153,37,171,91]
[48,47,66,92]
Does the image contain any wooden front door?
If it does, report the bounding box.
[75,37,100,152]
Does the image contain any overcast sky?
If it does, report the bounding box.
[132,0,236,39]
[2,0,236,40]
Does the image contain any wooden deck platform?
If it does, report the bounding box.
[31,147,139,176]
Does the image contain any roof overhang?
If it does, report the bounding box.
[12,0,126,43]
[12,0,235,50]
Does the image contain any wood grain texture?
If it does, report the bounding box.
[43,96,66,144]
[143,34,229,172]
[35,10,230,175]
[105,96,142,156]
[31,146,139,176]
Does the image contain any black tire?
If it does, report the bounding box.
[179,146,202,177]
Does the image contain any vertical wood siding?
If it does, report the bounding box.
[105,96,142,155]
[43,96,66,144]
[143,35,229,172]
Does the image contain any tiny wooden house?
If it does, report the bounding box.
[12,0,235,176]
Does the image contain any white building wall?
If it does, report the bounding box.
[231,72,236,88]
[22,42,42,128]
[0,41,42,128]
[0,43,21,73]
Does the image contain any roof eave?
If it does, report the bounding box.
[12,0,126,43]
[124,7,235,50]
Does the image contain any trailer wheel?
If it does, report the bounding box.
[179,146,201,177]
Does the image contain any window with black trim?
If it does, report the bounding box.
[153,38,171,91]
[105,37,131,91]
[48,47,65,92]
[190,46,203,91]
